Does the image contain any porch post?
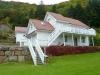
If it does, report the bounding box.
[92,37,94,46]
[63,33,65,46]
[72,34,74,46]
[20,42,22,47]
[79,35,82,46]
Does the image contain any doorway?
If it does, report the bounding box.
[74,37,78,46]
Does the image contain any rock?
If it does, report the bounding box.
[2,47,9,51]
[0,56,8,63]
[25,55,32,61]
[14,51,22,55]
[9,56,17,62]
[22,50,30,56]
[5,51,11,56]
[0,47,2,50]
[0,51,5,56]
[18,56,25,62]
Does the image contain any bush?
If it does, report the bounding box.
[46,46,100,56]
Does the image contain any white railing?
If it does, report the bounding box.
[35,40,45,64]
[28,39,37,65]
[48,29,62,46]
[47,26,96,46]
[61,27,96,36]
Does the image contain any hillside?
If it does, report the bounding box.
[0,0,100,28]
[0,0,100,45]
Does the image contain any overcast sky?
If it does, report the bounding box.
[3,0,69,5]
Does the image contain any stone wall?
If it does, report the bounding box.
[0,47,32,63]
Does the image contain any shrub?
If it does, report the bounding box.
[46,46,100,56]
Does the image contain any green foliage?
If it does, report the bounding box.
[0,52,100,75]
[85,0,100,27]
[0,1,36,27]
[66,0,100,27]
[95,29,100,46]
[51,5,57,13]
[0,0,100,29]
[34,5,46,20]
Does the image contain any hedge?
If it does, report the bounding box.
[46,46,100,56]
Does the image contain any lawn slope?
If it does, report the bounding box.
[0,52,100,75]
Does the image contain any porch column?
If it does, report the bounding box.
[72,34,74,46]
[79,35,82,46]
[63,33,65,46]
[43,47,46,55]
[92,37,94,46]
[85,36,89,46]
[20,42,22,47]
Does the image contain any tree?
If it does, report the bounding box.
[51,5,57,13]
[34,0,46,20]
[67,3,86,21]
[66,5,75,18]
[85,0,100,27]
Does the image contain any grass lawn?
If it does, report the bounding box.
[0,52,100,75]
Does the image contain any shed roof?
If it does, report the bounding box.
[15,26,27,33]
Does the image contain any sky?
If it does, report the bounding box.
[3,0,69,5]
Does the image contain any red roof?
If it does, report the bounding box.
[15,27,27,33]
[47,12,89,29]
[30,19,54,31]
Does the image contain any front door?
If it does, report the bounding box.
[74,37,78,46]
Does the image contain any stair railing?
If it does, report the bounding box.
[48,29,62,46]
[35,40,45,64]
[28,39,37,65]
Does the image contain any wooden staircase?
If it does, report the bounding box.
[27,29,62,65]
[33,48,43,64]
[28,39,37,65]
[48,29,62,46]
[28,39,45,65]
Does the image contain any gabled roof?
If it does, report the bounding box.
[47,12,90,29]
[15,26,27,33]
[30,19,54,31]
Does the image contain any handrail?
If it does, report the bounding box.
[49,31,60,42]
[48,29,56,38]
[28,39,37,65]
[35,40,45,64]
[61,27,96,36]
[48,29,62,46]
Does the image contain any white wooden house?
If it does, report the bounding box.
[15,27,28,47]
[15,12,96,65]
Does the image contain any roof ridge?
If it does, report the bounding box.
[47,12,89,28]
[31,19,54,31]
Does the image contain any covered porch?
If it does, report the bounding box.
[54,32,94,46]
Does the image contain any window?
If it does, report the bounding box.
[65,35,68,42]
[81,36,85,43]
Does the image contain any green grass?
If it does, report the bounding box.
[0,52,100,75]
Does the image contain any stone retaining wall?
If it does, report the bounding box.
[0,47,32,63]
